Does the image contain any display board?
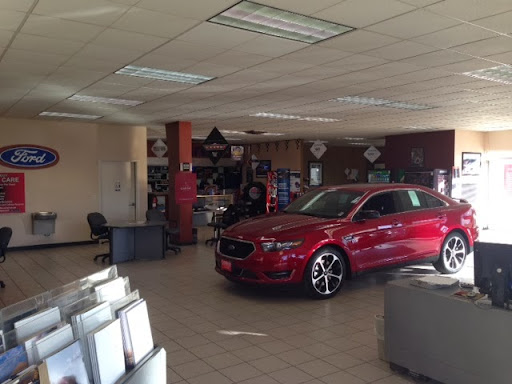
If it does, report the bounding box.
[0,173,25,214]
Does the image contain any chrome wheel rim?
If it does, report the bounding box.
[311,253,343,295]
[443,236,466,271]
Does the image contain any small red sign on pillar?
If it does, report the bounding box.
[175,172,197,205]
[0,173,25,213]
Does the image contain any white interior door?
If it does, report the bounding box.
[100,161,136,221]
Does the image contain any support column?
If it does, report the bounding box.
[166,121,193,244]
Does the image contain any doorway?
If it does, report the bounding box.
[100,161,137,221]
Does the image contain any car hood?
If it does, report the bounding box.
[224,213,348,241]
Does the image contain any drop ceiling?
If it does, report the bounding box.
[1,0,512,145]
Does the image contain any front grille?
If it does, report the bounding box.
[219,237,255,259]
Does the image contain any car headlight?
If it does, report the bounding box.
[261,239,304,252]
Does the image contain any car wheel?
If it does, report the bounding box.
[304,247,346,299]
[433,232,468,274]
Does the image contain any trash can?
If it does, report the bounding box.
[374,314,388,361]
[32,212,57,236]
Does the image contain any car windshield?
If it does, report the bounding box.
[284,189,365,218]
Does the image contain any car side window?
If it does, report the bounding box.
[422,192,446,208]
[361,192,398,216]
[395,190,428,212]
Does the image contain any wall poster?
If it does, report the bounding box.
[175,172,197,205]
[0,173,25,213]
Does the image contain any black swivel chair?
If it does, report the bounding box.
[205,204,239,246]
[0,227,13,288]
[145,209,181,255]
[87,212,110,263]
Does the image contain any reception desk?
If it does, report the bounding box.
[105,221,166,264]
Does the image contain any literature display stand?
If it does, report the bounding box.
[0,266,166,384]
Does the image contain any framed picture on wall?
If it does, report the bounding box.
[309,161,323,187]
[255,160,271,178]
[462,152,481,176]
[410,147,424,168]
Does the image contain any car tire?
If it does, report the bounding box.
[304,247,346,299]
[433,232,468,274]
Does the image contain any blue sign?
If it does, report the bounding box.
[277,168,290,211]
[0,145,59,169]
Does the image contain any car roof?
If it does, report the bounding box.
[318,183,434,193]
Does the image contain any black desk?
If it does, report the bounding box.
[105,221,166,264]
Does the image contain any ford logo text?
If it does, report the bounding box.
[0,145,59,169]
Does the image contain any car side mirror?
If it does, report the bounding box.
[353,210,381,222]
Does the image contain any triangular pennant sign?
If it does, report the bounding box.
[202,127,229,165]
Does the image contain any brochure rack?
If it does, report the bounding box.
[0,266,166,384]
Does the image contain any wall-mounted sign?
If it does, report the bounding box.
[310,140,327,159]
[0,173,25,213]
[175,172,197,205]
[231,146,244,161]
[151,138,168,158]
[202,127,229,165]
[0,145,59,169]
[364,146,381,164]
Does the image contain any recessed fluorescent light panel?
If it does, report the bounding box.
[209,1,354,44]
[251,112,341,123]
[262,132,285,136]
[332,96,435,110]
[68,95,143,106]
[462,65,512,85]
[343,137,366,140]
[115,65,214,84]
[39,111,102,120]
[221,130,248,135]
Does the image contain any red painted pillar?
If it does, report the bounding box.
[166,121,193,244]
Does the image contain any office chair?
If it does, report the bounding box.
[87,212,110,263]
[0,227,12,288]
[205,204,239,246]
[145,209,181,255]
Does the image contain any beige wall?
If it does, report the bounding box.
[454,130,486,167]
[486,130,512,156]
[0,118,147,247]
[303,145,370,186]
[248,140,304,182]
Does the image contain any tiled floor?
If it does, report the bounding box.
[0,228,477,384]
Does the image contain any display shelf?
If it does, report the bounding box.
[148,166,168,193]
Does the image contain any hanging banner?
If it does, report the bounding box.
[277,168,290,211]
[0,173,25,213]
[175,172,197,205]
[290,170,301,201]
[151,139,168,158]
[364,146,381,163]
[231,145,244,161]
[310,140,327,159]
[202,127,229,165]
[266,171,278,213]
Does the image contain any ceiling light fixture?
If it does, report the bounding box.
[209,1,354,44]
[220,130,248,135]
[349,142,373,146]
[262,132,285,136]
[402,126,440,131]
[39,111,102,120]
[332,96,436,110]
[250,112,341,122]
[115,65,215,84]
[68,95,144,106]
[462,65,512,85]
[343,137,366,140]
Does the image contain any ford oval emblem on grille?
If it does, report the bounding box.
[228,244,235,251]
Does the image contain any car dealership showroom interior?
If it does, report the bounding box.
[1,0,512,383]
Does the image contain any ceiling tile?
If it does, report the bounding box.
[72,44,141,65]
[62,57,126,72]
[206,50,271,68]
[154,40,227,62]
[436,58,497,73]
[0,9,26,31]
[137,0,238,19]
[281,46,353,66]
[313,0,415,28]
[412,23,499,49]
[323,54,388,71]
[485,51,512,65]
[234,35,308,57]
[184,62,241,77]
[132,53,198,71]
[177,22,260,49]
[91,28,168,52]
[113,7,200,38]
[21,15,104,42]
[109,0,139,4]
[473,11,512,35]
[318,30,400,53]
[425,0,512,21]
[4,48,68,66]
[10,33,84,55]
[0,0,34,12]
[256,0,343,15]
[249,59,315,75]
[80,83,140,98]
[402,50,472,67]
[33,0,130,26]
[0,30,13,47]
[366,9,460,38]
[364,61,424,77]
[398,0,441,7]
[452,36,512,57]
[365,40,437,60]
[0,59,57,75]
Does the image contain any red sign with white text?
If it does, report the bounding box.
[0,173,25,213]
[175,172,197,205]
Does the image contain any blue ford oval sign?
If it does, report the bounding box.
[0,145,60,169]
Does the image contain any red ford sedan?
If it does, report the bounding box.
[215,184,479,299]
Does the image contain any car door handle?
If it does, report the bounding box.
[392,219,402,227]
[437,214,447,220]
